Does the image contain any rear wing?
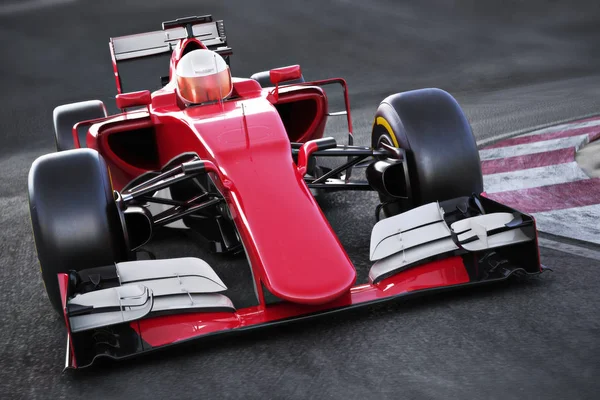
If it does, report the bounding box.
[109,15,233,93]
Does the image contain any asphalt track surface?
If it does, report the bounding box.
[1,1,600,399]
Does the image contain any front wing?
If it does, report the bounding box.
[59,194,543,368]
[61,255,542,369]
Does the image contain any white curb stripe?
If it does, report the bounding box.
[534,204,600,246]
[519,118,600,137]
[479,134,589,161]
[483,162,590,194]
[538,237,600,260]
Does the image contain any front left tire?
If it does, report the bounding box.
[371,88,483,216]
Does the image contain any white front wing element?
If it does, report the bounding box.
[452,212,532,252]
[152,293,234,315]
[69,285,153,333]
[116,257,228,293]
[67,257,235,332]
[369,203,534,283]
[369,239,459,283]
[370,203,445,261]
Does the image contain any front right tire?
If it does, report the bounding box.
[28,149,128,314]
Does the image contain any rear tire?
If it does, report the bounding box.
[28,149,128,314]
[371,88,483,216]
[53,100,107,151]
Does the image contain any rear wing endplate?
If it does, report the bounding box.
[109,15,232,93]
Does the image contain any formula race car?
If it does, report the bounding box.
[28,15,543,369]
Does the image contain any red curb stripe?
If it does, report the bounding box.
[486,178,600,213]
[481,147,575,175]
[484,127,600,149]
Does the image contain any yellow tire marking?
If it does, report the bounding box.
[375,116,399,147]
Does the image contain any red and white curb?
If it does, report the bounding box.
[481,116,600,245]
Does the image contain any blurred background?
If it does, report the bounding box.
[2,0,600,152]
[1,1,600,399]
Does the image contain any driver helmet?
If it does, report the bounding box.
[176,49,233,104]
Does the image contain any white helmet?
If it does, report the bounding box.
[176,49,233,104]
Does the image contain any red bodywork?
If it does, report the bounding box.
[84,38,357,306]
[59,36,541,368]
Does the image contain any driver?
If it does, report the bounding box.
[176,49,233,105]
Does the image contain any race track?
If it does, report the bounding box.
[1,1,600,399]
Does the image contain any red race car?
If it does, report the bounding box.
[28,15,543,369]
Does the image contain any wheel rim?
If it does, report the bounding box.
[376,133,396,161]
